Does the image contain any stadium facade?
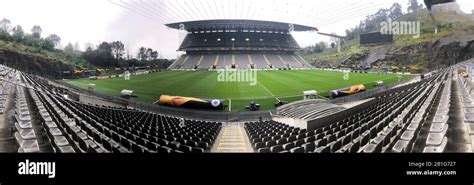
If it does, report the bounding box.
[166,19,317,70]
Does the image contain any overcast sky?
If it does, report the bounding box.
[1,0,473,59]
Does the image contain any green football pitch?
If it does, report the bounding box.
[65,70,412,111]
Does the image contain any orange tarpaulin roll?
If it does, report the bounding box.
[158,95,224,110]
[159,95,207,106]
[331,84,366,98]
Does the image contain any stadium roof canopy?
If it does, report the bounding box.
[166,19,318,32]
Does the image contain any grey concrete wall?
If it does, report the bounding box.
[78,93,126,108]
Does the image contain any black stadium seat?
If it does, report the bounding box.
[290,147,304,153]
[102,140,113,151]
[302,142,315,153]
[266,140,277,148]
[178,145,192,153]
[276,138,287,145]
[146,142,157,151]
[270,145,284,153]
[5,72,226,154]
[294,139,305,147]
[254,142,265,150]
[131,143,143,153]
[282,143,295,151]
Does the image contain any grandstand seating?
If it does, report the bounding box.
[170,53,310,70]
[265,54,287,69]
[168,27,313,70]
[179,32,299,50]
[389,72,449,153]
[198,55,216,69]
[233,54,248,69]
[294,55,312,68]
[250,54,270,69]
[456,60,474,151]
[217,54,231,69]
[2,67,223,153]
[277,100,346,120]
[2,59,474,153]
[167,56,187,69]
[245,67,459,153]
[14,75,41,153]
[280,54,304,68]
[0,67,14,113]
[181,55,202,69]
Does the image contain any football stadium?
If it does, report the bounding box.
[1,0,473,156]
[65,19,410,111]
[3,0,474,184]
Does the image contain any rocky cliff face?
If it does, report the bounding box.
[0,49,74,79]
[311,4,474,72]
[344,35,474,71]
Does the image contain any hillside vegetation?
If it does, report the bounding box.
[0,40,90,68]
[303,3,474,73]
[0,18,173,79]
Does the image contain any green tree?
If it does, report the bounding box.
[46,34,61,48]
[312,42,327,53]
[0,18,12,41]
[345,29,355,40]
[145,48,153,61]
[407,0,423,13]
[23,34,41,48]
[343,2,406,40]
[41,38,55,50]
[64,43,74,53]
[81,42,115,67]
[31,25,42,38]
[0,29,11,41]
[111,41,125,59]
[12,25,24,42]
[389,3,403,20]
[364,8,389,32]
[97,42,114,66]
[0,18,11,33]
[137,47,147,61]
[150,50,159,60]
[318,41,327,49]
